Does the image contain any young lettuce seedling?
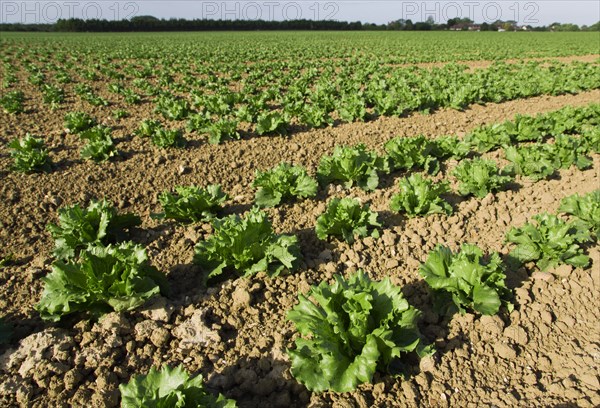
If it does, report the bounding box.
[120,365,236,408]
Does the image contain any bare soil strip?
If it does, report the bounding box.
[400,53,600,70]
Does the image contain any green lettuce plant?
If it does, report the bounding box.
[0,90,25,114]
[136,119,161,137]
[194,208,300,281]
[384,135,439,174]
[545,134,592,170]
[287,271,432,392]
[151,127,186,148]
[158,185,228,223]
[64,111,96,134]
[47,199,141,259]
[453,158,512,198]
[507,213,592,271]
[315,197,380,243]
[504,145,556,181]
[256,111,288,135]
[317,144,387,191]
[253,163,317,207]
[80,126,117,162]
[37,242,167,321]
[390,174,452,217]
[559,190,600,237]
[9,134,51,173]
[419,244,512,315]
[206,119,239,144]
[120,365,236,408]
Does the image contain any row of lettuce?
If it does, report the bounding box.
[34,185,599,320]
[2,59,600,141]
[7,102,600,182]
[2,104,600,405]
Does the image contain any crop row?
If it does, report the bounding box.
[2,54,599,140]
[8,103,599,174]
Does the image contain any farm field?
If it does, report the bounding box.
[0,31,599,407]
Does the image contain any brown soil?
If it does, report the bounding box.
[0,88,599,407]
[403,53,600,70]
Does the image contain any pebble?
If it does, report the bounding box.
[419,356,436,372]
[514,287,531,304]
[149,327,171,348]
[540,311,553,324]
[531,271,555,282]
[494,343,517,360]
[547,382,564,394]
[579,373,600,390]
[139,297,174,323]
[372,382,385,398]
[318,249,333,261]
[503,326,528,345]
[479,315,504,334]
[481,193,495,206]
[381,230,396,246]
[551,264,573,277]
[385,259,399,269]
[401,381,418,401]
[232,285,252,309]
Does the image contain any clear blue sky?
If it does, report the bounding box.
[1,1,599,26]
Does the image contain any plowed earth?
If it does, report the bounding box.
[0,65,599,407]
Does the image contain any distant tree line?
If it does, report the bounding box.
[0,16,598,32]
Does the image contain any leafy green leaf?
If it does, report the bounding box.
[507,213,592,271]
[453,158,512,198]
[136,119,161,137]
[253,163,317,207]
[79,126,118,162]
[151,127,186,148]
[64,111,96,134]
[315,197,380,244]
[158,185,228,223]
[419,244,512,315]
[9,134,51,173]
[0,90,24,114]
[120,365,236,408]
[205,119,239,145]
[287,271,431,392]
[47,199,141,260]
[194,208,300,281]
[37,242,167,322]
[464,124,511,153]
[384,136,439,174]
[545,134,592,170]
[154,94,190,120]
[559,190,600,238]
[504,145,556,181]
[256,111,288,135]
[317,144,386,191]
[580,125,599,154]
[390,174,452,217]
